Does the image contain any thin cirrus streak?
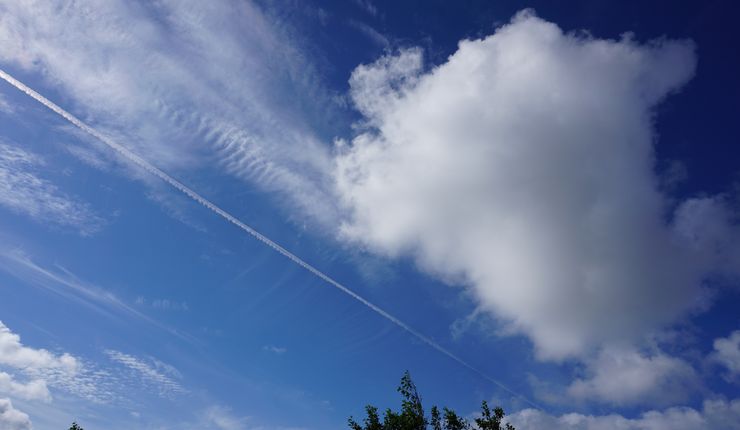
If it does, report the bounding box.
[0,68,540,410]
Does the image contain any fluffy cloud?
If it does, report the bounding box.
[567,347,699,406]
[673,197,740,275]
[0,398,32,430]
[0,321,78,374]
[202,405,249,430]
[0,320,120,404]
[263,345,288,355]
[0,142,104,234]
[0,372,50,402]
[0,320,80,404]
[712,330,740,380]
[333,10,739,361]
[509,398,740,430]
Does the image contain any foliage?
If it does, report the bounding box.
[475,401,515,430]
[348,372,516,430]
[69,423,84,430]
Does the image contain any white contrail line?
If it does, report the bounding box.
[0,68,540,410]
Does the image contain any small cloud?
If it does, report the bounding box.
[349,20,389,47]
[320,399,333,411]
[146,187,207,233]
[262,345,287,355]
[567,347,699,407]
[64,143,111,171]
[203,405,249,430]
[660,159,689,190]
[712,330,740,381]
[0,372,51,402]
[134,296,190,311]
[0,398,32,430]
[0,92,14,114]
[352,0,378,16]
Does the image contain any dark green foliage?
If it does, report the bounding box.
[350,406,383,430]
[442,407,469,430]
[69,423,84,430]
[348,373,516,430]
[430,406,442,430]
[474,401,515,430]
[394,371,426,430]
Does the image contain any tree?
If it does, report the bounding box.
[349,406,383,430]
[348,372,515,430]
[474,401,515,430]
[69,423,84,430]
[442,408,469,430]
[430,406,442,430]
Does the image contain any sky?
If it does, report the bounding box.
[0,0,739,429]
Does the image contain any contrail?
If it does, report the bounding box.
[0,68,540,410]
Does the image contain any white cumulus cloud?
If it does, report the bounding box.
[509,398,740,430]
[567,347,699,406]
[712,330,740,381]
[0,372,50,402]
[0,321,78,375]
[0,398,32,430]
[333,10,740,362]
[0,320,120,404]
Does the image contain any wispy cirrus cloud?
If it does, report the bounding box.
[0,68,532,406]
[349,20,390,48]
[0,92,12,114]
[352,0,378,16]
[0,249,194,343]
[0,0,343,227]
[0,141,104,235]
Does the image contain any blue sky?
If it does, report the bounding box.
[0,1,739,429]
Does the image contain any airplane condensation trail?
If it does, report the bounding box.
[0,68,541,410]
